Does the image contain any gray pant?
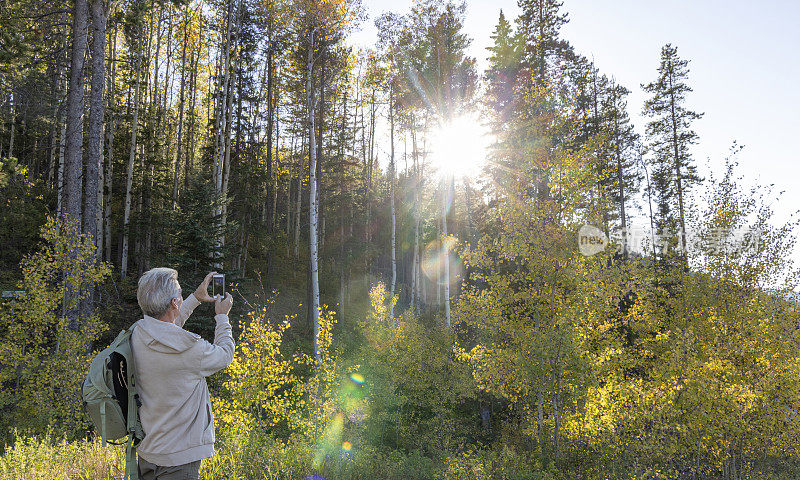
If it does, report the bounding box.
[137,456,201,480]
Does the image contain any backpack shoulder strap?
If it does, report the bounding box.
[124,322,142,480]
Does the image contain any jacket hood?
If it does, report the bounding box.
[136,316,201,353]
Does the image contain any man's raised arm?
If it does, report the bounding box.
[176,271,218,328]
[198,292,235,376]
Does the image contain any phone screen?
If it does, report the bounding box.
[212,274,225,298]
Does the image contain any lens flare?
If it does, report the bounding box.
[421,238,462,286]
[312,412,344,468]
[349,373,365,385]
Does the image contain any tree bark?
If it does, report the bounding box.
[172,9,188,209]
[294,139,303,259]
[668,60,688,264]
[411,119,420,315]
[307,29,321,362]
[63,0,89,330]
[103,27,117,264]
[85,0,107,254]
[389,87,396,322]
[120,29,142,279]
[611,85,628,260]
[442,177,451,327]
[265,23,274,233]
[185,40,198,188]
[63,0,89,228]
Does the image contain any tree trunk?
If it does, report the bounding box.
[272,69,280,230]
[213,0,234,268]
[294,140,303,259]
[307,29,321,362]
[442,177,451,327]
[185,42,198,188]
[308,45,326,316]
[411,120,420,315]
[120,31,142,279]
[63,0,89,330]
[55,15,68,215]
[389,88,396,322]
[172,10,188,209]
[338,90,348,317]
[265,26,274,233]
[286,136,295,252]
[85,0,107,254]
[612,85,628,260]
[668,63,688,264]
[220,0,239,233]
[7,101,14,160]
[63,0,89,227]
[103,27,116,264]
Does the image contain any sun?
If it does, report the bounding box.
[428,113,491,178]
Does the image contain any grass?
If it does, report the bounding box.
[0,430,547,480]
[0,433,124,480]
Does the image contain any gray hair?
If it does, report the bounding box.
[137,267,182,318]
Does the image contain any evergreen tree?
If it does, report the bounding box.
[603,81,641,257]
[642,43,703,260]
[484,10,523,125]
[516,0,571,83]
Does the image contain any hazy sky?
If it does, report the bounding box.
[350,0,800,265]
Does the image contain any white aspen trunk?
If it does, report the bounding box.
[272,69,279,229]
[411,121,420,315]
[185,35,198,188]
[366,88,375,246]
[172,10,187,209]
[221,79,233,214]
[306,29,321,362]
[213,0,233,269]
[120,37,142,279]
[389,89,396,323]
[437,213,441,307]
[104,27,117,264]
[104,121,114,262]
[49,16,68,194]
[442,177,451,328]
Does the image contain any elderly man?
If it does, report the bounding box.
[131,268,235,480]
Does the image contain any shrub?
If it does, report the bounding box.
[0,217,111,437]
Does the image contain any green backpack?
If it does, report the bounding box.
[82,322,144,480]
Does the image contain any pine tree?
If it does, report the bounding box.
[516,0,571,83]
[642,44,703,260]
[485,10,523,124]
[603,81,641,258]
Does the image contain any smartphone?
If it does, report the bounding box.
[212,274,225,299]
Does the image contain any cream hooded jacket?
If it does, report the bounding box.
[131,294,235,466]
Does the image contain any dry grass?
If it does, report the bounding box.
[0,434,124,480]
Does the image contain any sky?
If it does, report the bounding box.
[349,0,800,268]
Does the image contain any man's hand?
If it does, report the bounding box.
[215,292,233,315]
[194,271,218,303]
